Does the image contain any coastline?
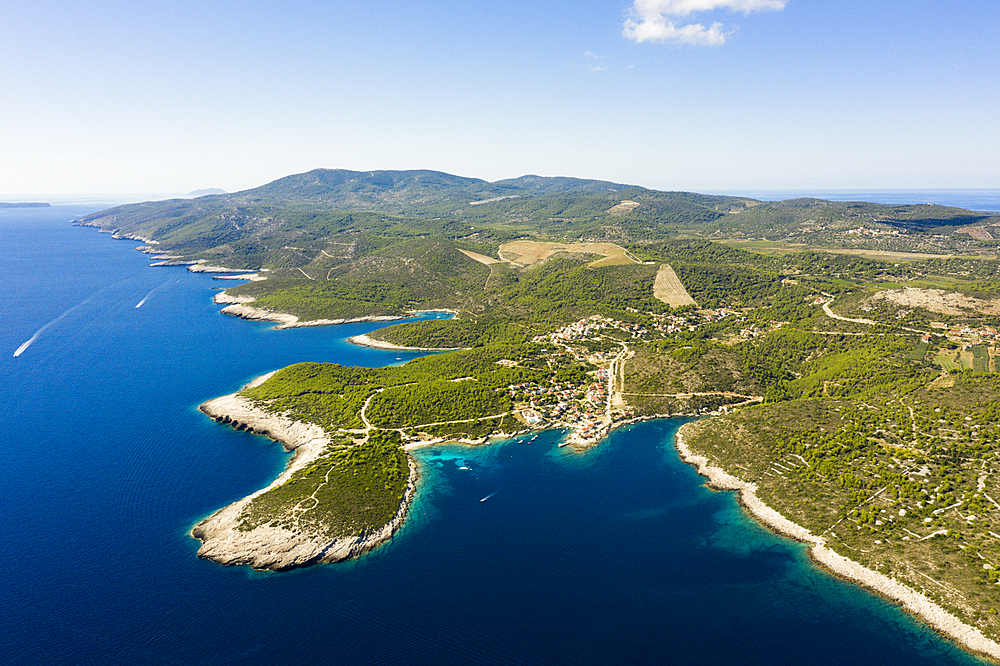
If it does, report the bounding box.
[70,226,452,332]
[189,385,1000,660]
[212,293,458,331]
[187,260,257,274]
[674,420,1000,663]
[212,292,406,330]
[74,220,156,245]
[192,373,418,571]
[347,333,465,352]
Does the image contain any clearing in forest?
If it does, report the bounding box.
[653,264,697,307]
[871,287,1000,316]
[497,241,639,269]
[458,248,500,265]
[606,200,641,216]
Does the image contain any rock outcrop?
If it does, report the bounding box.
[211,292,408,330]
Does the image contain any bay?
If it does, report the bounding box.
[0,202,991,664]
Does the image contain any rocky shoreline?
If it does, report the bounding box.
[190,386,1000,660]
[347,333,465,352]
[75,219,156,244]
[675,421,1000,662]
[211,292,405,330]
[192,375,418,571]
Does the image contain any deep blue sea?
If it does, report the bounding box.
[2,199,995,665]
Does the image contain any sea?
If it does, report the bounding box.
[2,192,999,666]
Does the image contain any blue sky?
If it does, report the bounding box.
[2,0,998,195]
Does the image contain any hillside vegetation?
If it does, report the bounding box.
[93,169,1000,644]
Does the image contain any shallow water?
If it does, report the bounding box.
[0,204,990,664]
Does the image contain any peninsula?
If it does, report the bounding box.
[193,373,417,570]
[77,168,1000,658]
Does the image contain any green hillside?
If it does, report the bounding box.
[97,168,1000,642]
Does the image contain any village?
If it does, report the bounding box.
[499,293,1000,446]
[500,308,745,446]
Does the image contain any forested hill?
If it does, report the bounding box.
[79,168,650,222]
[73,168,749,248]
[77,169,1000,261]
[235,169,507,211]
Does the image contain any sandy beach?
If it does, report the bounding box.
[674,421,1000,662]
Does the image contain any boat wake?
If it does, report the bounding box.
[13,283,118,357]
[135,279,173,308]
[13,333,40,358]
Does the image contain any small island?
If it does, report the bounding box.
[188,188,227,197]
[0,201,49,208]
[79,168,1000,659]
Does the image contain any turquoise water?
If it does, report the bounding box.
[0,203,991,664]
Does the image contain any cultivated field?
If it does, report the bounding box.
[653,264,697,307]
[458,248,500,265]
[497,241,639,269]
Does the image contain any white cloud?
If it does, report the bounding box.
[623,17,727,46]
[623,0,786,46]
